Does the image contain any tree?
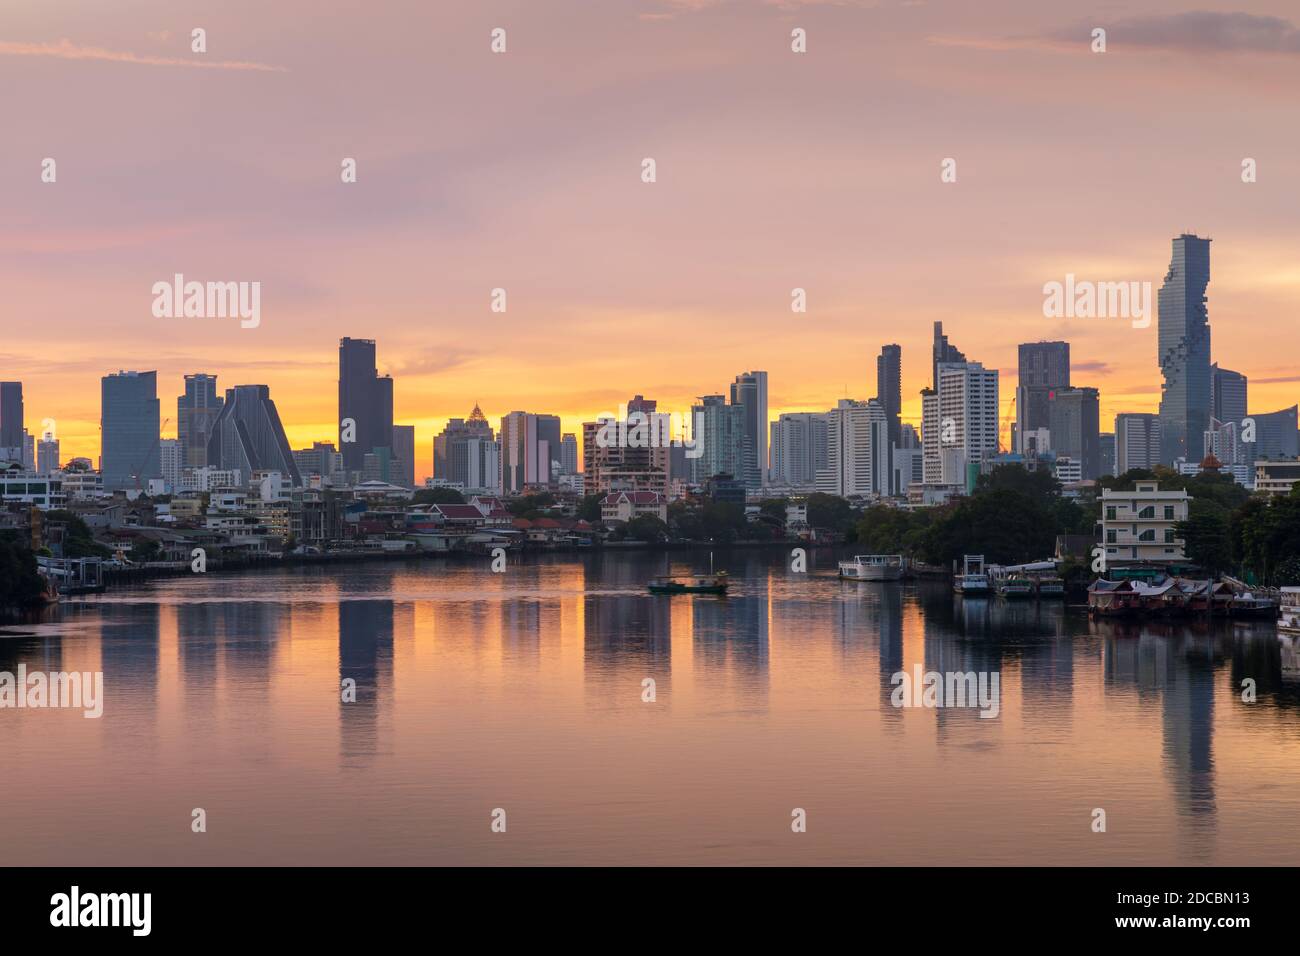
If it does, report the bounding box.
[624,514,669,543]
[413,487,465,505]
[919,489,1056,566]
[578,494,604,523]
[0,535,47,608]
[1175,502,1231,574]
[805,493,854,534]
[129,538,163,563]
[44,511,110,559]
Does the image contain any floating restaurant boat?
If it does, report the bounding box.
[997,576,1035,599]
[1280,588,1300,633]
[954,555,991,596]
[647,573,729,595]
[1034,576,1066,598]
[1087,578,1139,617]
[838,554,905,581]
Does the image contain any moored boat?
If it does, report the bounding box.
[1033,576,1065,598]
[997,576,1034,599]
[1280,588,1300,633]
[954,554,991,596]
[838,554,905,581]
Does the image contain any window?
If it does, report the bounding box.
[1164,529,1175,543]
[1138,506,1155,519]
[1139,529,1155,542]
[1164,506,1174,520]
[1106,530,1117,543]
[1106,506,1116,521]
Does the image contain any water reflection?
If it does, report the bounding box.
[3,549,1299,865]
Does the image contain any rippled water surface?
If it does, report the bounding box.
[4,549,1299,865]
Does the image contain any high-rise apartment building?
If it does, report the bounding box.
[815,399,890,498]
[875,345,902,448]
[1015,341,1070,455]
[499,412,557,493]
[931,322,966,390]
[729,371,768,489]
[1114,413,1162,475]
[691,395,748,485]
[769,412,828,489]
[925,362,999,490]
[391,424,416,489]
[1047,386,1101,479]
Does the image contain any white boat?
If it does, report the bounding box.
[954,554,991,596]
[1280,587,1300,633]
[838,554,905,581]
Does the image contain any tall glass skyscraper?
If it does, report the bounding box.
[101,371,161,491]
[1158,234,1212,464]
[729,371,768,490]
[0,381,23,464]
[338,337,394,475]
[178,373,223,469]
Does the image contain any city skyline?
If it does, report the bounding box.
[6,1,1300,480]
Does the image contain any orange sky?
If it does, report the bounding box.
[4,0,1300,481]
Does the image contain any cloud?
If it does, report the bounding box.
[932,12,1300,58]
[0,38,288,72]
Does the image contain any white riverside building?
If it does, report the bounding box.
[1100,480,1189,564]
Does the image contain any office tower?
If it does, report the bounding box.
[1099,432,1115,478]
[1019,341,1071,389]
[769,412,829,489]
[1047,387,1101,479]
[560,433,578,476]
[207,384,303,485]
[1114,413,1162,474]
[1158,234,1212,464]
[159,438,182,490]
[815,399,890,498]
[499,412,557,493]
[0,382,23,463]
[535,414,562,479]
[22,430,34,470]
[177,373,223,469]
[294,442,344,483]
[1015,341,1070,454]
[434,405,496,488]
[690,395,748,484]
[931,322,966,390]
[1251,406,1300,460]
[37,432,59,474]
[391,425,416,489]
[338,337,394,475]
[1204,418,1242,467]
[1211,364,1247,426]
[925,363,999,489]
[875,345,902,447]
[729,371,768,490]
[101,371,161,491]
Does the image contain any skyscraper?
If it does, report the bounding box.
[207,384,303,485]
[499,412,557,494]
[338,337,394,475]
[1115,413,1162,475]
[769,412,828,489]
[1211,364,1248,426]
[391,425,416,489]
[875,345,902,448]
[931,321,966,390]
[434,405,495,488]
[815,399,890,498]
[1046,386,1101,479]
[925,362,999,490]
[559,434,578,476]
[0,382,23,464]
[1015,341,1070,455]
[101,371,161,491]
[691,395,748,485]
[1251,406,1300,460]
[177,373,223,469]
[37,432,59,475]
[1158,234,1212,464]
[729,371,768,490]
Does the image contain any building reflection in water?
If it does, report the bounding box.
[338,581,394,765]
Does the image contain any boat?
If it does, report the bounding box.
[1033,576,1065,598]
[997,576,1034,599]
[1227,593,1278,619]
[1087,578,1138,617]
[838,554,904,581]
[1280,587,1300,633]
[954,554,991,596]
[647,573,729,595]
